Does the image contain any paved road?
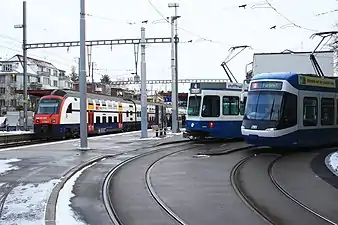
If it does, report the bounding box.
[0,131,185,224]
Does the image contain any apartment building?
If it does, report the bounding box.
[0,54,73,112]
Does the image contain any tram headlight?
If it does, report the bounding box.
[265,128,276,131]
[209,122,214,128]
[52,119,56,123]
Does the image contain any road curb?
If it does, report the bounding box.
[44,154,112,225]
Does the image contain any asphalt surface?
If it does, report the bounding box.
[110,141,265,225]
[274,151,338,223]
[0,131,186,224]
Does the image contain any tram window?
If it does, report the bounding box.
[321,98,334,125]
[96,116,101,124]
[187,96,201,116]
[66,103,72,113]
[201,95,220,117]
[240,97,247,115]
[337,99,338,125]
[114,116,118,123]
[126,111,129,117]
[223,96,239,115]
[278,92,297,128]
[102,116,107,124]
[130,111,133,116]
[108,116,112,123]
[303,97,318,126]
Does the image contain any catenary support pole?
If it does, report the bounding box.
[170,17,178,133]
[23,1,28,131]
[174,5,179,133]
[79,0,88,149]
[140,27,148,138]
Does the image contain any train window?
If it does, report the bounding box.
[126,111,129,117]
[130,111,133,116]
[96,116,101,124]
[66,103,72,113]
[187,96,201,116]
[102,116,107,124]
[337,99,338,125]
[321,98,334,125]
[223,96,239,115]
[303,97,318,126]
[201,95,220,117]
[108,116,112,123]
[102,101,107,106]
[240,97,247,115]
[114,116,118,123]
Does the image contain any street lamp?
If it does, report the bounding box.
[14,1,28,131]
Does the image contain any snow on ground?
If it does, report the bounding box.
[0,131,33,136]
[327,152,338,176]
[0,158,21,175]
[55,162,98,225]
[0,179,59,225]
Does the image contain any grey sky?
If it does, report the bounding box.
[0,0,337,91]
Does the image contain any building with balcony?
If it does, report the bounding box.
[0,54,73,113]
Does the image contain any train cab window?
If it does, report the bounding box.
[96,116,101,124]
[114,116,118,123]
[201,95,220,117]
[303,97,318,126]
[108,116,112,123]
[240,97,247,115]
[102,116,107,124]
[321,98,334,125]
[222,96,239,115]
[66,103,72,113]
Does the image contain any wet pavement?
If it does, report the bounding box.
[0,130,186,224]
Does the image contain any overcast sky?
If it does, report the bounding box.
[0,0,337,92]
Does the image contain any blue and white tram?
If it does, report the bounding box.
[241,72,338,148]
[184,82,248,139]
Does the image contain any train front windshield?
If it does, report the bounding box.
[36,98,62,114]
[244,91,283,121]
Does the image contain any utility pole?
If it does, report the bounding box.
[91,61,94,92]
[14,1,28,130]
[140,27,148,138]
[169,2,180,133]
[79,0,88,149]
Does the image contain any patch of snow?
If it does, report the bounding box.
[327,152,338,176]
[0,131,33,136]
[0,179,60,224]
[0,158,21,175]
[55,162,97,225]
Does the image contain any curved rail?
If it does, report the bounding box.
[145,151,189,225]
[102,144,195,225]
[268,156,338,225]
[230,155,275,225]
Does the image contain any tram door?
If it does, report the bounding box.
[118,104,123,129]
[87,111,94,133]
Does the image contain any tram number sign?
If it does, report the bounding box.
[250,81,283,90]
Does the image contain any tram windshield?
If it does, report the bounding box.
[36,98,62,114]
[244,91,283,121]
[187,96,201,116]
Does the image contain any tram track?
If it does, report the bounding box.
[231,152,338,225]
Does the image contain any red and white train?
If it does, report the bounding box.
[34,89,169,139]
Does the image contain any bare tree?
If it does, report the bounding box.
[70,66,78,82]
[100,74,111,85]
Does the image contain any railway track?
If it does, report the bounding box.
[231,153,338,225]
[102,142,255,225]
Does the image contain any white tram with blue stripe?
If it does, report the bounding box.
[184,82,248,139]
[241,72,338,148]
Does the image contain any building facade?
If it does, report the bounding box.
[0,54,73,113]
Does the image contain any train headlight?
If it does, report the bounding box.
[52,119,56,123]
[265,128,276,131]
[36,119,40,123]
[209,122,214,128]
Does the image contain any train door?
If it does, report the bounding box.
[87,111,94,133]
[118,104,123,129]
